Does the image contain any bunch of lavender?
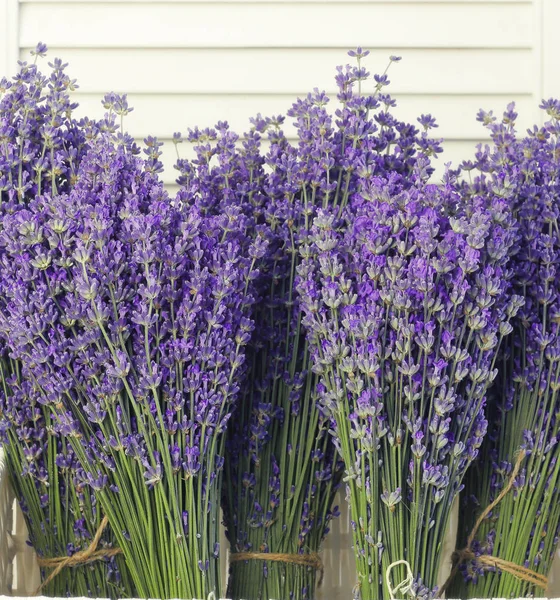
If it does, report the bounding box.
[174,117,336,600]
[0,44,101,204]
[174,50,445,600]
[173,107,342,600]
[0,46,133,596]
[296,159,519,599]
[452,102,560,598]
[0,130,260,598]
[0,391,132,596]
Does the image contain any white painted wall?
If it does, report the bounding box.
[1,0,560,597]
[2,0,556,189]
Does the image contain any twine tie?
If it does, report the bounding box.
[230,551,324,585]
[386,559,414,599]
[34,515,121,595]
[438,450,548,597]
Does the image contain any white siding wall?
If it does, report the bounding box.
[5,0,556,189]
[2,0,560,598]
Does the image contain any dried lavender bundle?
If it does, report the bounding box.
[176,116,337,599]
[173,112,344,600]
[452,103,560,598]
[223,120,343,600]
[297,162,519,598]
[176,105,336,599]
[0,126,260,597]
[0,46,133,596]
[173,50,446,600]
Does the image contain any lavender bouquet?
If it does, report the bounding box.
[174,110,345,600]
[0,126,260,598]
[0,46,133,596]
[174,51,445,600]
[452,103,560,598]
[297,161,519,598]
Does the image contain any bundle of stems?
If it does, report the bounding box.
[180,50,444,600]
[0,45,132,596]
[0,126,260,598]
[297,160,519,599]
[223,119,343,600]
[174,106,344,600]
[452,103,560,598]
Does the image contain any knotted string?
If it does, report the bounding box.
[34,515,122,595]
[230,551,324,585]
[386,559,414,599]
[438,450,548,597]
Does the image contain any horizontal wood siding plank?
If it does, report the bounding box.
[20,0,533,4]
[22,48,534,94]
[72,92,537,140]
[20,2,533,48]
[1,0,19,78]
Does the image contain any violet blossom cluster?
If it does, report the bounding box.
[0,43,100,204]
[174,113,345,600]
[452,102,560,598]
[296,157,520,598]
[0,45,134,596]
[0,128,260,598]
[173,50,445,600]
[173,98,344,600]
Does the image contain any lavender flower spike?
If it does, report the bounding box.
[297,157,517,598]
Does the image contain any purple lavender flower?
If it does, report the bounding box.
[180,50,444,600]
[297,149,517,598]
[0,47,132,597]
[453,101,560,599]
[0,123,257,598]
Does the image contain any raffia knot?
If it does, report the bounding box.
[34,515,122,595]
[230,551,324,585]
[386,559,414,599]
[438,451,548,597]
